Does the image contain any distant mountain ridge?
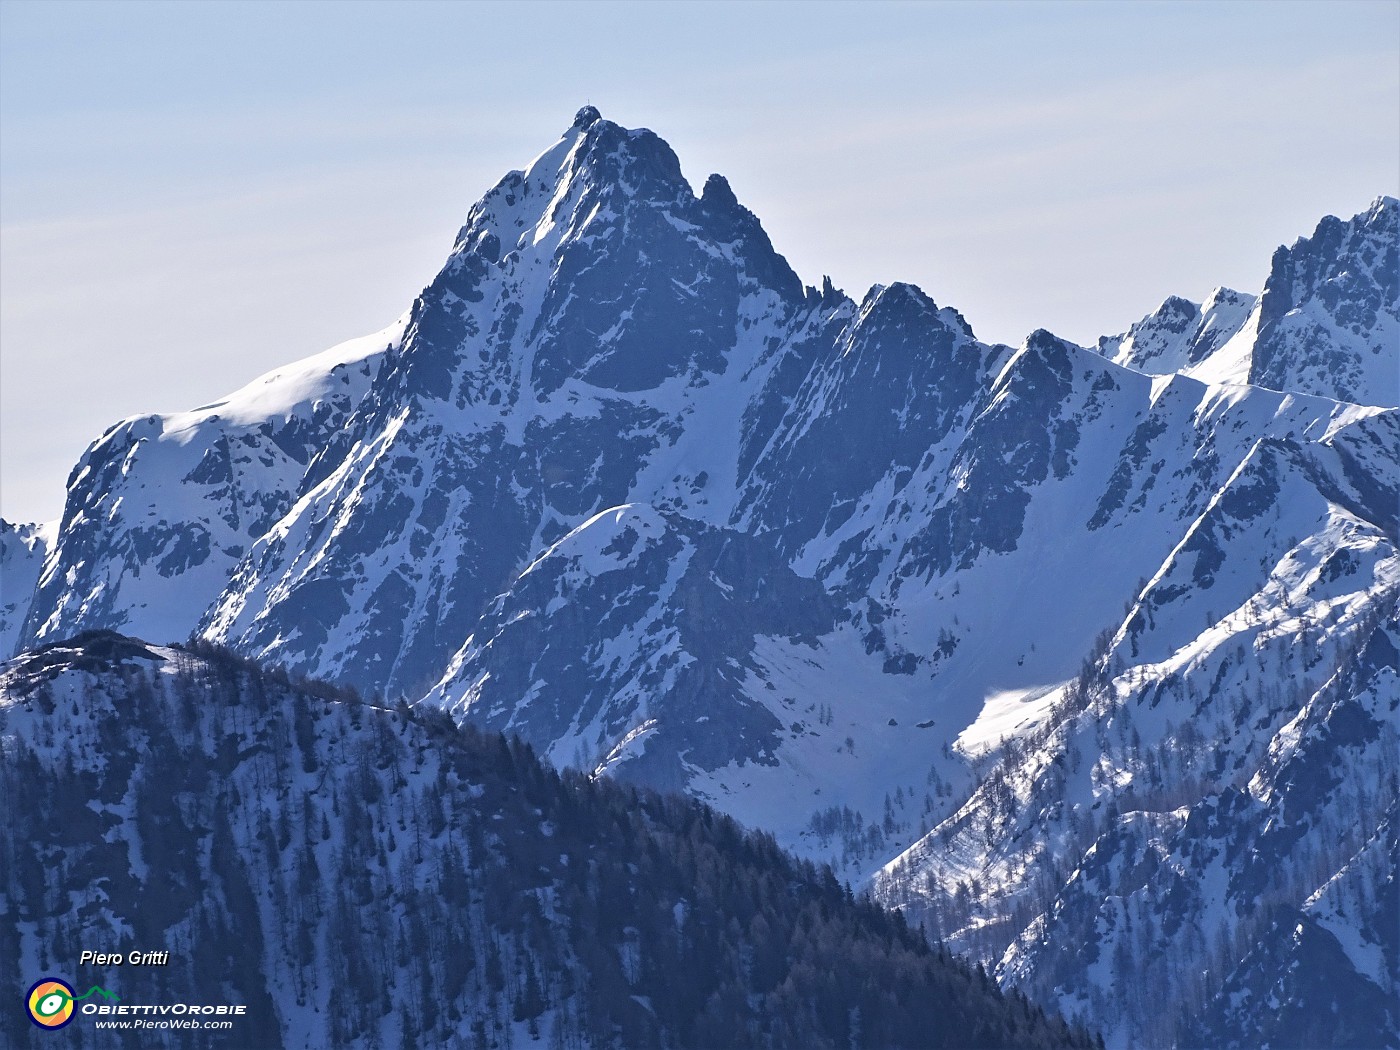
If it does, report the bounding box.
[2,109,1395,1048]
[1093,195,1397,406]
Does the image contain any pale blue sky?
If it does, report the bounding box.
[3,0,1397,523]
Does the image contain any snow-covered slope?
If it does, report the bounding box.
[3,108,1396,1048]
[1096,288,1255,376]
[0,519,52,658]
[873,409,1400,1046]
[14,319,402,653]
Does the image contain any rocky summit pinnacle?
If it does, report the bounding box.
[573,104,602,129]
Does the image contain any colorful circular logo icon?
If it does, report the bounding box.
[27,978,76,1030]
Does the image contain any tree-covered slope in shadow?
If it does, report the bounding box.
[0,631,1098,1050]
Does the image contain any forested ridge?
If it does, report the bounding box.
[1,632,1098,1049]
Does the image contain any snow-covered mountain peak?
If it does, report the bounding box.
[572,103,603,129]
[1202,285,1249,311]
[1230,196,1396,405]
[1096,289,1256,378]
[449,108,699,261]
[1093,196,1396,410]
[852,282,974,344]
[6,108,1398,1050]
[987,327,1081,397]
[421,110,808,405]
